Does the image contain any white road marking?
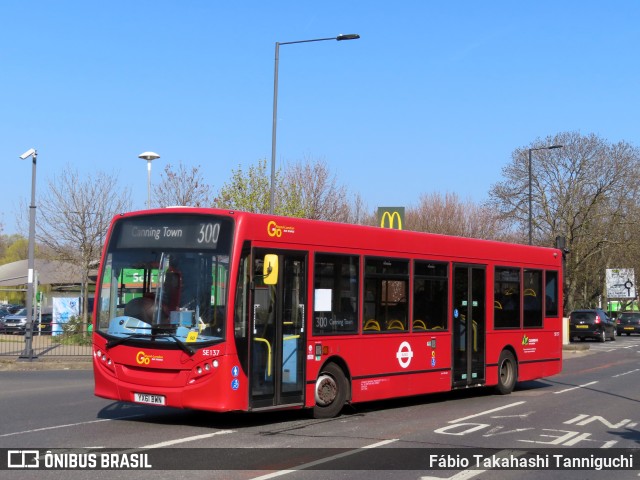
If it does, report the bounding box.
[142,430,234,448]
[448,401,526,423]
[248,439,399,480]
[0,415,145,438]
[553,381,598,394]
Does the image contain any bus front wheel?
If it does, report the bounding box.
[313,363,349,418]
[496,350,517,395]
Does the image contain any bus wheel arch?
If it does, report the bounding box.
[495,348,518,395]
[313,359,351,419]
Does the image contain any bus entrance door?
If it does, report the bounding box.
[452,265,486,388]
[250,251,306,410]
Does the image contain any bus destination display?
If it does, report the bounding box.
[115,215,232,250]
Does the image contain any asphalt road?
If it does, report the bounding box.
[1,337,639,480]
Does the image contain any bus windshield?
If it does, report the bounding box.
[95,214,232,347]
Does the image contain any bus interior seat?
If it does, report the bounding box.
[363,319,380,331]
[412,319,427,331]
[387,319,405,331]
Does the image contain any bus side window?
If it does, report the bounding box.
[413,261,448,331]
[364,258,409,333]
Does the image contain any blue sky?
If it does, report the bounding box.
[2,1,639,235]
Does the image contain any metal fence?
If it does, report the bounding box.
[0,329,92,357]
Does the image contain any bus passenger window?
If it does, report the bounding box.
[413,261,448,331]
[494,267,521,329]
[313,254,359,335]
[545,270,559,317]
[364,258,409,333]
[523,269,543,328]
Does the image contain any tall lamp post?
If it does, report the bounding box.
[18,148,38,361]
[270,33,360,214]
[528,144,563,245]
[138,152,160,209]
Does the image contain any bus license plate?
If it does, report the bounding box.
[134,393,166,405]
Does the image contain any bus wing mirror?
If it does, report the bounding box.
[263,254,278,285]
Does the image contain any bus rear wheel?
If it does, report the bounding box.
[313,363,349,419]
[496,350,517,395]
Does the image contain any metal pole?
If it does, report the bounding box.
[270,42,280,215]
[147,160,152,209]
[528,148,533,246]
[268,34,359,215]
[20,151,37,360]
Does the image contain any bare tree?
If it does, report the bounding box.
[489,132,640,312]
[281,158,355,222]
[34,164,133,329]
[156,162,213,207]
[405,192,508,239]
[214,157,365,224]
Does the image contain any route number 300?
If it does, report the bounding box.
[198,223,220,245]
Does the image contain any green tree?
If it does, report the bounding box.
[214,158,273,213]
[0,235,28,265]
[214,157,368,223]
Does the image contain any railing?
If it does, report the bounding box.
[0,325,92,357]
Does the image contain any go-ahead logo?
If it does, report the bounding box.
[136,351,164,365]
[267,220,295,238]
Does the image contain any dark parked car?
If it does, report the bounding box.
[616,312,640,336]
[569,308,616,342]
[34,307,53,335]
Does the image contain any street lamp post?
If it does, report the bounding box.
[528,144,563,245]
[138,152,160,209]
[270,33,360,214]
[18,148,38,361]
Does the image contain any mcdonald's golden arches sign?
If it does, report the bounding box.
[378,207,405,230]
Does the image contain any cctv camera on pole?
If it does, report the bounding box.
[18,148,38,361]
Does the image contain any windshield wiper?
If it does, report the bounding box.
[106,333,151,350]
[106,330,196,356]
[152,332,196,356]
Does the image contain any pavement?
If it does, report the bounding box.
[0,344,590,371]
[0,356,93,371]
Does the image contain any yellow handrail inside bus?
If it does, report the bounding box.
[494,300,503,309]
[363,319,380,331]
[524,288,536,297]
[253,337,272,377]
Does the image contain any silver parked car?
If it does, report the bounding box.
[1,308,30,334]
